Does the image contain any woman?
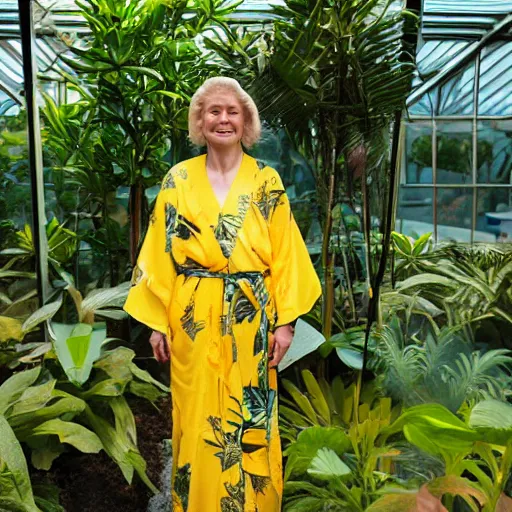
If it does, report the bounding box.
[124,77,321,511]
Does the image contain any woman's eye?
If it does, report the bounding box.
[229,111,238,115]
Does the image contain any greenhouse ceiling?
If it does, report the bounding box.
[0,0,511,116]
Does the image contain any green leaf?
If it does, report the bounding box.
[301,370,330,424]
[8,379,56,417]
[80,282,130,319]
[129,362,169,393]
[28,419,102,454]
[307,447,351,480]
[335,347,363,370]
[381,403,479,461]
[281,379,318,423]
[391,231,413,256]
[412,232,432,256]
[397,273,456,292]
[121,66,164,82]
[0,416,39,511]
[469,400,512,445]
[51,323,107,386]
[0,367,41,414]
[81,405,158,493]
[10,392,86,434]
[81,379,125,399]
[153,90,183,101]
[284,426,350,481]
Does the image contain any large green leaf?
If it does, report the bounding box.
[27,419,102,454]
[281,379,318,424]
[51,323,108,386]
[307,447,351,480]
[8,380,56,417]
[0,367,41,414]
[469,400,512,446]
[397,274,456,292]
[300,370,330,424]
[0,416,40,512]
[10,391,85,433]
[381,403,480,461]
[80,282,130,319]
[284,426,351,481]
[81,405,158,493]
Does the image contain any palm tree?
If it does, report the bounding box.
[250,0,418,361]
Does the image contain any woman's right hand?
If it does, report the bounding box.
[149,330,170,363]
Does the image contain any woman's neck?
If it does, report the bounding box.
[206,144,244,176]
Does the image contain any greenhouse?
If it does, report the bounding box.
[1,0,512,511]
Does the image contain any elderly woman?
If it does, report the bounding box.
[124,77,321,511]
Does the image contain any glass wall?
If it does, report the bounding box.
[0,3,41,318]
[398,35,512,243]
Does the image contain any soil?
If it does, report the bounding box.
[33,395,172,512]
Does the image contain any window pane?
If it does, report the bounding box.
[477,120,512,185]
[436,121,472,184]
[477,188,512,243]
[438,60,475,115]
[437,188,473,241]
[479,42,512,116]
[406,122,433,184]
[395,187,434,237]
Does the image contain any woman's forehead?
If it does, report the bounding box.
[204,90,242,109]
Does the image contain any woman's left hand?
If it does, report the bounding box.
[269,324,294,368]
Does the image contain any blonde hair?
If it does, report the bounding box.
[188,77,261,148]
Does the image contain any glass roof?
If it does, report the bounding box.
[407,0,512,116]
[0,0,285,114]
[422,0,512,39]
[1,0,511,118]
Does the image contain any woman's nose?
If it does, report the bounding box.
[219,110,229,122]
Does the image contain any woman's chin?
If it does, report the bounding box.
[207,136,241,149]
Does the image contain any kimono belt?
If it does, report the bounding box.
[175,265,275,441]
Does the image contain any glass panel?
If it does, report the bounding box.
[405,122,433,184]
[437,59,475,115]
[477,188,512,243]
[437,188,473,241]
[408,91,438,116]
[436,121,472,184]
[479,42,512,116]
[477,120,512,184]
[395,187,434,237]
[0,6,39,318]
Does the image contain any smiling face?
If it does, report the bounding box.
[201,89,245,149]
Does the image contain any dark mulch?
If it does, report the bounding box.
[32,395,172,512]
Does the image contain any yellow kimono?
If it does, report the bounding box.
[124,153,321,512]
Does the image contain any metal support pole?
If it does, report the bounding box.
[17,0,49,308]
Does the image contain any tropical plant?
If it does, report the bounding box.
[281,374,401,511]
[374,401,512,511]
[371,316,512,412]
[246,0,417,346]
[396,242,512,329]
[48,0,243,275]
[0,279,167,491]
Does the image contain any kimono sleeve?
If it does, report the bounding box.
[269,172,321,327]
[123,190,176,334]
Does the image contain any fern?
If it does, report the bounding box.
[373,319,512,412]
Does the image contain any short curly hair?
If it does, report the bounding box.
[188,77,261,148]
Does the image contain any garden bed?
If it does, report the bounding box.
[33,395,172,512]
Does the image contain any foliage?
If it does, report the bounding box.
[393,237,512,328]
[372,316,512,412]
[280,371,402,510]
[246,0,417,340]
[376,401,512,511]
[42,0,244,287]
